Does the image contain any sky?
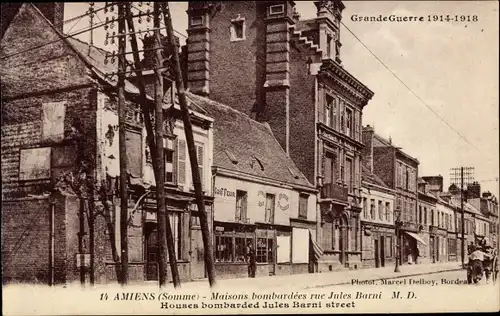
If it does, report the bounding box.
[63,1,499,197]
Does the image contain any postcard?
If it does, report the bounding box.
[1,1,499,315]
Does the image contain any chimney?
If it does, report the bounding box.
[35,3,64,33]
[185,2,215,96]
[314,0,344,62]
[362,125,374,173]
[261,1,296,154]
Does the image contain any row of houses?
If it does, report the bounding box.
[1,2,498,285]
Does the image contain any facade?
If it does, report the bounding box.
[184,0,374,272]
[470,191,499,250]
[360,166,395,269]
[362,126,421,265]
[186,93,318,279]
[416,181,433,264]
[1,4,214,284]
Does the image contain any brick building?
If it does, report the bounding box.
[1,4,215,284]
[360,166,396,269]
[362,125,422,265]
[184,0,373,271]
[190,94,318,279]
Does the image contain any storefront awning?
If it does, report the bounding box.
[309,230,324,261]
[405,231,427,246]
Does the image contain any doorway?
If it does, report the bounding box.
[374,239,380,268]
[380,236,385,267]
[144,224,158,281]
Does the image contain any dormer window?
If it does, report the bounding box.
[230,15,246,42]
[269,4,285,16]
[190,16,203,27]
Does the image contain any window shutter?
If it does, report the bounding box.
[242,192,248,221]
[177,139,186,185]
[196,143,204,190]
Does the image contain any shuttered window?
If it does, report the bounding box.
[177,139,186,185]
[125,130,142,178]
[196,143,205,190]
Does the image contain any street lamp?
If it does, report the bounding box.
[394,207,402,273]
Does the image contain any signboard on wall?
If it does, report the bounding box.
[292,228,309,263]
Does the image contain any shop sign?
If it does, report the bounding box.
[277,193,289,211]
[214,187,236,197]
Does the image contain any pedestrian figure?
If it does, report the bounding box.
[246,241,256,278]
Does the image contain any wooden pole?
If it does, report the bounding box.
[153,2,181,288]
[461,167,465,268]
[161,2,217,287]
[117,3,129,285]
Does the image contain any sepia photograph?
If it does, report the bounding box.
[1,1,499,315]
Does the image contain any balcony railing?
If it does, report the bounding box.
[321,183,348,202]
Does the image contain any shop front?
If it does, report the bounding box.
[212,174,317,279]
[361,223,395,269]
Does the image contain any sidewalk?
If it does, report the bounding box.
[201,261,462,291]
[124,261,462,291]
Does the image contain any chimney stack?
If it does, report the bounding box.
[35,3,64,33]
[361,125,375,173]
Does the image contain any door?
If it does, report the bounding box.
[190,218,205,279]
[145,226,158,281]
[374,239,380,268]
[380,236,385,267]
[430,236,435,263]
[436,237,440,262]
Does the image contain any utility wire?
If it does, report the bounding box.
[1,4,188,61]
[130,3,188,39]
[340,21,484,155]
[1,17,109,60]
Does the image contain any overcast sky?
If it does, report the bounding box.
[64,1,499,197]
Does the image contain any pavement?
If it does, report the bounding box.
[136,261,463,291]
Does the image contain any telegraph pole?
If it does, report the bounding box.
[460,167,465,268]
[162,2,217,287]
[117,2,129,285]
[153,2,180,288]
[122,3,180,287]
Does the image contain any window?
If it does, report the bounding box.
[42,101,66,142]
[346,158,353,193]
[418,206,422,224]
[363,198,368,219]
[167,212,181,260]
[298,194,308,219]
[177,139,186,184]
[265,194,275,223]
[321,221,333,250]
[378,200,383,220]
[269,4,285,15]
[386,236,393,257]
[403,201,410,221]
[190,15,203,27]
[397,163,402,188]
[215,229,254,263]
[340,101,345,133]
[370,199,376,219]
[327,34,333,58]
[424,208,427,225]
[256,237,274,263]
[164,137,176,184]
[354,111,360,141]
[385,202,391,222]
[19,147,51,180]
[215,235,234,262]
[195,143,205,190]
[235,190,248,222]
[230,16,246,41]
[324,152,337,185]
[325,94,335,128]
[346,108,353,138]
